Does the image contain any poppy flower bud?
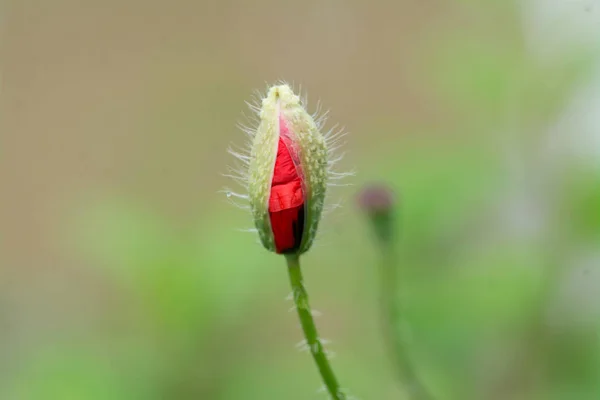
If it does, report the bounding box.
[226,83,349,255]
[357,184,397,245]
[242,84,329,255]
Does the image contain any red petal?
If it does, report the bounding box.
[269,135,305,254]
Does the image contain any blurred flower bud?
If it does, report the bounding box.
[357,184,397,244]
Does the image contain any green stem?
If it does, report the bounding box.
[379,245,433,400]
[359,187,432,399]
[285,254,345,400]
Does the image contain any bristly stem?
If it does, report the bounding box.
[285,254,346,400]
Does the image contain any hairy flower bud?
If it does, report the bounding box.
[250,84,328,254]
[226,83,349,255]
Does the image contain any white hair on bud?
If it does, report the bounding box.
[223,82,353,252]
[235,227,258,233]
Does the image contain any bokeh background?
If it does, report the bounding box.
[3,1,600,399]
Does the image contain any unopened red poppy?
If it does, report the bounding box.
[227,83,350,256]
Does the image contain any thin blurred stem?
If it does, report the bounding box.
[379,242,434,400]
[357,184,433,398]
[286,254,345,400]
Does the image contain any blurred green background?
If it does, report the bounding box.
[2,0,600,399]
